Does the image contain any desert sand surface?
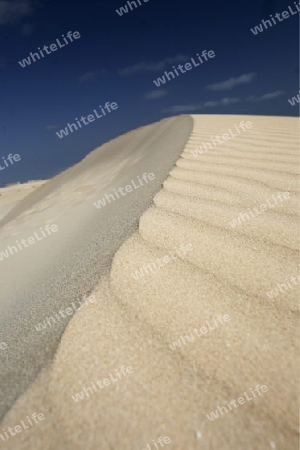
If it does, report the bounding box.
[0,115,192,419]
[0,181,47,221]
[0,115,299,450]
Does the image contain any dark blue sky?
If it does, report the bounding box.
[0,0,299,184]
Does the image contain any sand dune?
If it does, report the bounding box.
[0,115,192,420]
[0,181,47,221]
[0,115,299,450]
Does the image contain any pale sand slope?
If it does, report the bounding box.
[1,115,299,450]
[0,181,47,221]
[0,116,192,419]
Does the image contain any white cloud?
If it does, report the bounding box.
[144,89,168,99]
[206,73,256,91]
[220,97,240,105]
[203,101,218,107]
[78,70,105,83]
[0,0,33,25]
[162,97,241,113]
[203,97,240,107]
[162,104,202,113]
[45,125,59,131]
[119,55,189,75]
[78,72,97,83]
[161,89,284,114]
[247,90,285,102]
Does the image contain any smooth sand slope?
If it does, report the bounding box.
[1,115,299,450]
[0,115,192,419]
[0,181,47,221]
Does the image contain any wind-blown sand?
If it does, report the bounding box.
[0,115,299,449]
[0,181,47,221]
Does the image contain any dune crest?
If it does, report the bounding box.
[1,114,299,450]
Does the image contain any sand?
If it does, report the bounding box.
[0,181,47,221]
[0,115,192,419]
[0,114,299,450]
